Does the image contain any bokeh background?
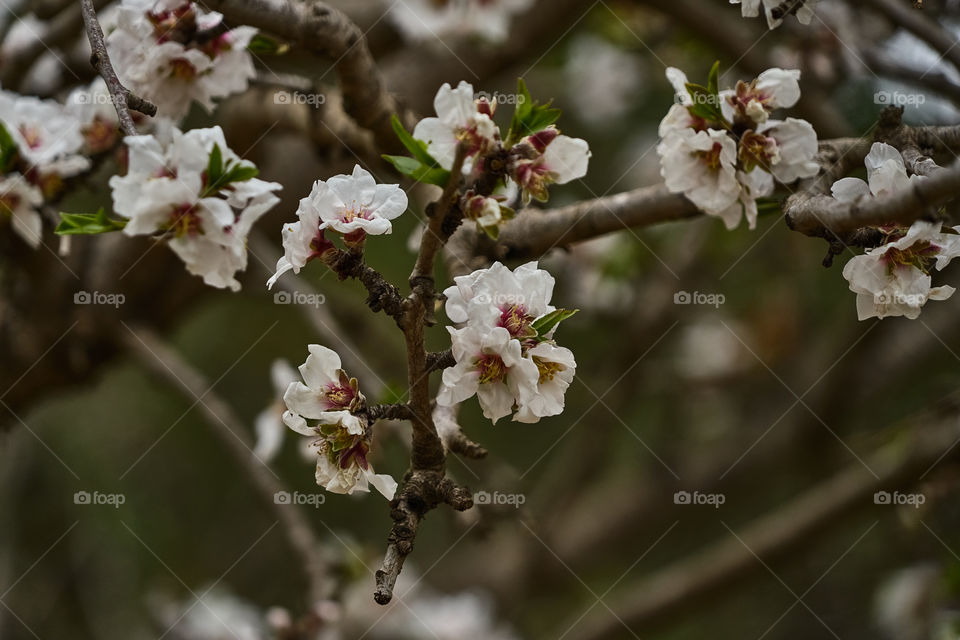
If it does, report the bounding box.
[3,1,960,639]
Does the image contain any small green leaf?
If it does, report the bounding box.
[390,114,441,167]
[707,61,721,97]
[222,164,259,184]
[505,78,562,147]
[56,208,127,235]
[0,122,19,173]
[382,154,451,187]
[207,144,223,186]
[531,308,579,337]
[247,33,289,55]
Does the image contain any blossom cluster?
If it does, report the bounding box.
[732,0,821,29]
[388,0,533,43]
[835,143,960,320]
[107,0,257,121]
[657,65,819,230]
[0,89,94,247]
[281,344,397,499]
[109,125,281,290]
[408,80,590,236]
[267,165,408,287]
[437,262,577,424]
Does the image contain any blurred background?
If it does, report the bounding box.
[3,0,960,639]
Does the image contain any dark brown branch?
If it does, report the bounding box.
[425,349,455,373]
[78,0,156,135]
[366,403,414,422]
[325,249,405,324]
[201,0,408,151]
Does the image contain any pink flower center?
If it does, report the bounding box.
[322,383,355,410]
[339,206,372,224]
[18,125,42,150]
[167,204,202,237]
[697,142,725,172]
[475,353,507,384]
[498,303,533,338]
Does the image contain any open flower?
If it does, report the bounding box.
[842,221,960,320]
[509,126,591,203]
[282,344,396,499]
[756,118,819,182]
[514,341,576,423]
[413,81,498,171]
[109,125,281,291]
[437,326,539,423]
[831,142,922,202]
[107,0,257,121]
[0,90,90,182]
[266,165,407,288]
[720,68,801,125]
[444,261,555,333]
[658,127,741,217]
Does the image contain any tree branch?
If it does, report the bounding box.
[78,0,156,136]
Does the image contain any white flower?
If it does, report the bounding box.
[282,344,396,500]
[0,90,89,179]
[389,0,533,43]
[715,168,774,230]
[313,439,397,499]
[756,117,819,182]
[253,359,299,463]
[463,194,504,229]
[832,142,922,202]
[109,125,281,291]
[66,78,125,153]
[513,341,576,423]
[842,221,960,320]
[0,174,43,248]
[413,81,498,171]
[107,0,257,121]
[437,325,539,423]
[658,127,741,217]
[721,68,802,124]
[731,0,821,29]
[444,261,555,332]
[511,126,591,203]
[266,165,407,288]
[282,344,366,436]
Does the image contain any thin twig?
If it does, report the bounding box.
[78,0,156,136]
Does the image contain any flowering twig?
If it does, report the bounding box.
[78,0,156,136]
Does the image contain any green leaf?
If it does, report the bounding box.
[707,60,720,97]
[56,208,127,235]
[530,308,579,338]
[222,163,259,184]
[382,154,451,187]
[390,114,441,167]
[247,33,289,55]
[505,78,562,147]
[0,122,19,173]
[206,144,223,187]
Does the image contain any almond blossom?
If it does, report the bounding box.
[282,344,396,499]
[66,78,124,154]
[842,221,960,320]
[413,81,498,171]
[831,142,923,202]
[657,65,819,229]
[439,261,577,423]
[109,125,281,291]
[0,91,89,247]
[107,0,257,121]
[266,165,407,288]
[509,126,591,203]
